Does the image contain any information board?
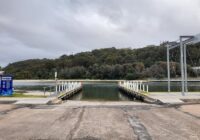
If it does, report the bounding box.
[0,75,13,96]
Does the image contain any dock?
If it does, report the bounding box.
[118,81,163,104]
[47,81,82,104]
[58,86,82,100]
[118,81,200,104]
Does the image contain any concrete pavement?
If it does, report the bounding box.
[0,97,55,105]
[147,92,200,104]
[0,101,199,140]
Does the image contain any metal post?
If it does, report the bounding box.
[166,34,200,95]
[55,84,57,94]
[58,83,61,92]
[180,37,185,96]
[62,81,64,91]
[55,71,57,94]
[134,82,136,91]
[43,87,46,97]
[143,85,145,92]
[65,82,67,91]
[183,44,188,92]
[167,45,171,92]
[136,81,138,92]
[147,84,149,93]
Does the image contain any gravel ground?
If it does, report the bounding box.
[0,102,199,140]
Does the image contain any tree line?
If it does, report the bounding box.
[3,43,200,79]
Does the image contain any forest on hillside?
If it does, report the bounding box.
[3,43,200,79]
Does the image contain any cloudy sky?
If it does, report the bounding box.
[0,0,200,67]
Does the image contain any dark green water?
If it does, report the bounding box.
[14,81,200,101]
[69,83,132,101]
[148,81,200,92]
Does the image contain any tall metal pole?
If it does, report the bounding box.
[167,45,170,92]
[183,44,188,93]
[55,71,58,94]
[180,37,185,96]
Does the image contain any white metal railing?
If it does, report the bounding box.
[119,81,149,93]
[55,81,82,94]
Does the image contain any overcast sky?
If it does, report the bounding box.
[0,0,200,67]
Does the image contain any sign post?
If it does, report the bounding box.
[0,75,13,96]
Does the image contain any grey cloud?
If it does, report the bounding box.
[0,0,200,67]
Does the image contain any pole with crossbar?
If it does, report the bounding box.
[180,37,185,96]
[167,45,170,92]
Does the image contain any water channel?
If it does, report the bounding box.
[14,81,200,101]
[68,82,131,101]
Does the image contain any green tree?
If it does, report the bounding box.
[3,44,200,79]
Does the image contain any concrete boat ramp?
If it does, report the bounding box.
[147,92,200,104]
[0,100,199,140]
[0,85,200,139]
[0,97,55,105]
[0,92,199,105]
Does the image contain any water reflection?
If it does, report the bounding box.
[69,83,132,101]
[13,81,200,92]
[148,81,200,92]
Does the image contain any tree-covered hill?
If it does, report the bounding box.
[3,44,200,79]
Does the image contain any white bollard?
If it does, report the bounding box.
[130,82,132,90]
[134,82,136,91]
[58,83,61,92]
[143,84,145,92]
[127,81,130,89]
[132,82,134,90]
[56,84,58,94]
[67,82,70,91]
[69,82,71,90]
[65,82,67,91]
[61,81,64,91]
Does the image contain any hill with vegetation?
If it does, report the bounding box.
[3,43,200,79]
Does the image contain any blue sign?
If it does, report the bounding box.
[0,75,13,96]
